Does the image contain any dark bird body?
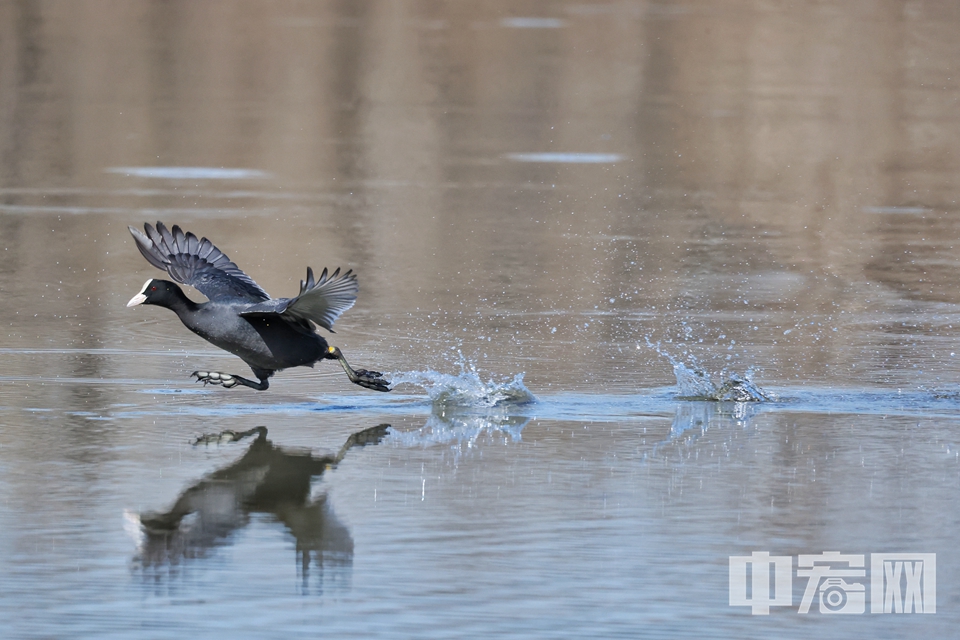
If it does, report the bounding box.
[127,222,390,392]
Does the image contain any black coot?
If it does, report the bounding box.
[126,222,390,392]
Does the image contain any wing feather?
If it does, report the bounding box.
[240,266,357,331]
[128,222,270,302]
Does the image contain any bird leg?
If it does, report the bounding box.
[192,370,271,391]
[326,347,391,392]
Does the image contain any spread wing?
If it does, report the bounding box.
[129,222,270,302]
[240,267,357,332]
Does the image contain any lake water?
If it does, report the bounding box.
[2,1,960,638]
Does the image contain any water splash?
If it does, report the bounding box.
[673,364,772,402]
[388,414,529,450]
[645,337,773,402]
[668,399,762,440]
[645,401,763,461]
[388,363,537,409]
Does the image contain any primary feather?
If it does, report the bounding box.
[129,222,270,302]
[240,266,358,332]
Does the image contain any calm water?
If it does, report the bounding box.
[2,1,960,638]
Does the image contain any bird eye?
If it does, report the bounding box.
[150,286,157,291]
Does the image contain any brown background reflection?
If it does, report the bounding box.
[1,1,959,390]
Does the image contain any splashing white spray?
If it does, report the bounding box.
[388,358,537,409]
[644,337,774,402]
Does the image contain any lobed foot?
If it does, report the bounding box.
[192,370,270,390]
[352,368,391,392]
[193,370,241,388]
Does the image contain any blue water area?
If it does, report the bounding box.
[5,371,958,639]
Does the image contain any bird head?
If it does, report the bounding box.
[127,279,182,308]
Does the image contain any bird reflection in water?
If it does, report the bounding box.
[128,423,389,593]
